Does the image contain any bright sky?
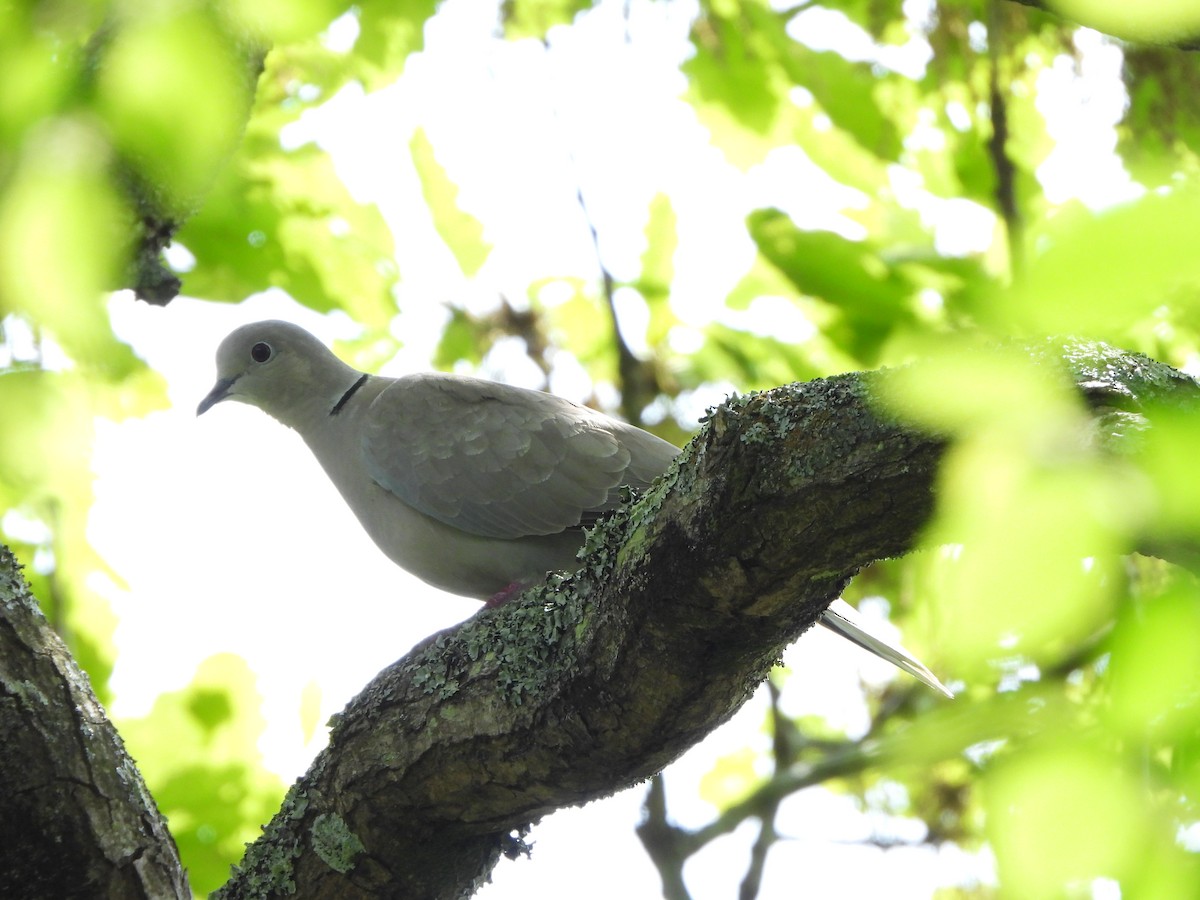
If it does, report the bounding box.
[86,1,1135,896]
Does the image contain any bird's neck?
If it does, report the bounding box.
[276,360,369,433]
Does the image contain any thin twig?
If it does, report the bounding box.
[636,775,693,900]
[538,36,656,425]
[988,0,1024,277]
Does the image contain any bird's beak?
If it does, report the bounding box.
[197,376,238,416]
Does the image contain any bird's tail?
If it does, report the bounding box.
[819,598,954,698]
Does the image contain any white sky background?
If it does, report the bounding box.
[87,1,1135,896]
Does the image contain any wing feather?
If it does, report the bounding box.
[362,373,679,539]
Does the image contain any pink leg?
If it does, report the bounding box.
[484,581,526,608]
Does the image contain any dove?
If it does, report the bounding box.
[198,320,952,697]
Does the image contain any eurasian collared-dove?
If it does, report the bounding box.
[199,320,952,697]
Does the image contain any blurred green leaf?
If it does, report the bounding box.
[699,322,825,387]
[300,679,323,745]
[0,30,76,148]
[1131,401,1200,540]
[684,0,797,169]
[224,0,353,44]
[96,8,255,211]
[0,121,140,378]
[1121,46,1200,185]
[633,193,676,307]
[699,747,763,809]
[985,741,1153,895]
[353,0,438,89]
[501,0,591,40]
[1049,0,1200,43]
[0,362,161,704]
[748,209,915,363]
[786,46,902,162]
[837,0,907,41]
[179,138,398,328]
[725,247,796,312]
[539,284,617,378]
[1002,190,1200,340]
[881,345,1132,671]
[797,103,894,199]
[748,210,910,311]
[877,342,1081,435]
[433,307,489,369]
[119,654,286,897]
[1107,582,1200,741]
[0,370,94,515]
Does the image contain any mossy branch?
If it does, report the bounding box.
[3,341,1196,899]
[213,341,1199,899]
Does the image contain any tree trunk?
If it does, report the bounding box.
[0,547,188,899]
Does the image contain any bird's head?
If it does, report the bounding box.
[198,320,354,426]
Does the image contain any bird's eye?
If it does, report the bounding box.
[251,342,272,363]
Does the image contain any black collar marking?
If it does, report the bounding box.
[330,374,369,416]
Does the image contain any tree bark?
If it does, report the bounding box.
[0,547,188,899]
[3,342,1196,899]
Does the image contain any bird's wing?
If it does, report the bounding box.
[361,373,679,539]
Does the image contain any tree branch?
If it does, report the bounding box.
[5,341,1196,898]
[215,370,944,898]
[988,0,1024,278]
[211,340,1198,899]
[637,776,693,900]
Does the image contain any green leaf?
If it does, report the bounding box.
[634,192,676,303]
[1131,401,1200,540]
[0,346,164,703]
[749,209,911,314]
[544,287,617,379]
[433,308,489,369]
[833,0,907,40]
[747,208,915,363]
[880,344,1125,673]
[410,128,493,279]
[785,46,902,163]
[697,322,825,388]
[725,249,797,311]
[687,1,903,170]
[684,2,796,169]
[0,28,77,148]
[630,193,678,348]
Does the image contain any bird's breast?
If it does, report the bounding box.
[300,415,584,599]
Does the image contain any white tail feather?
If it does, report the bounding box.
[819,598,954,698]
